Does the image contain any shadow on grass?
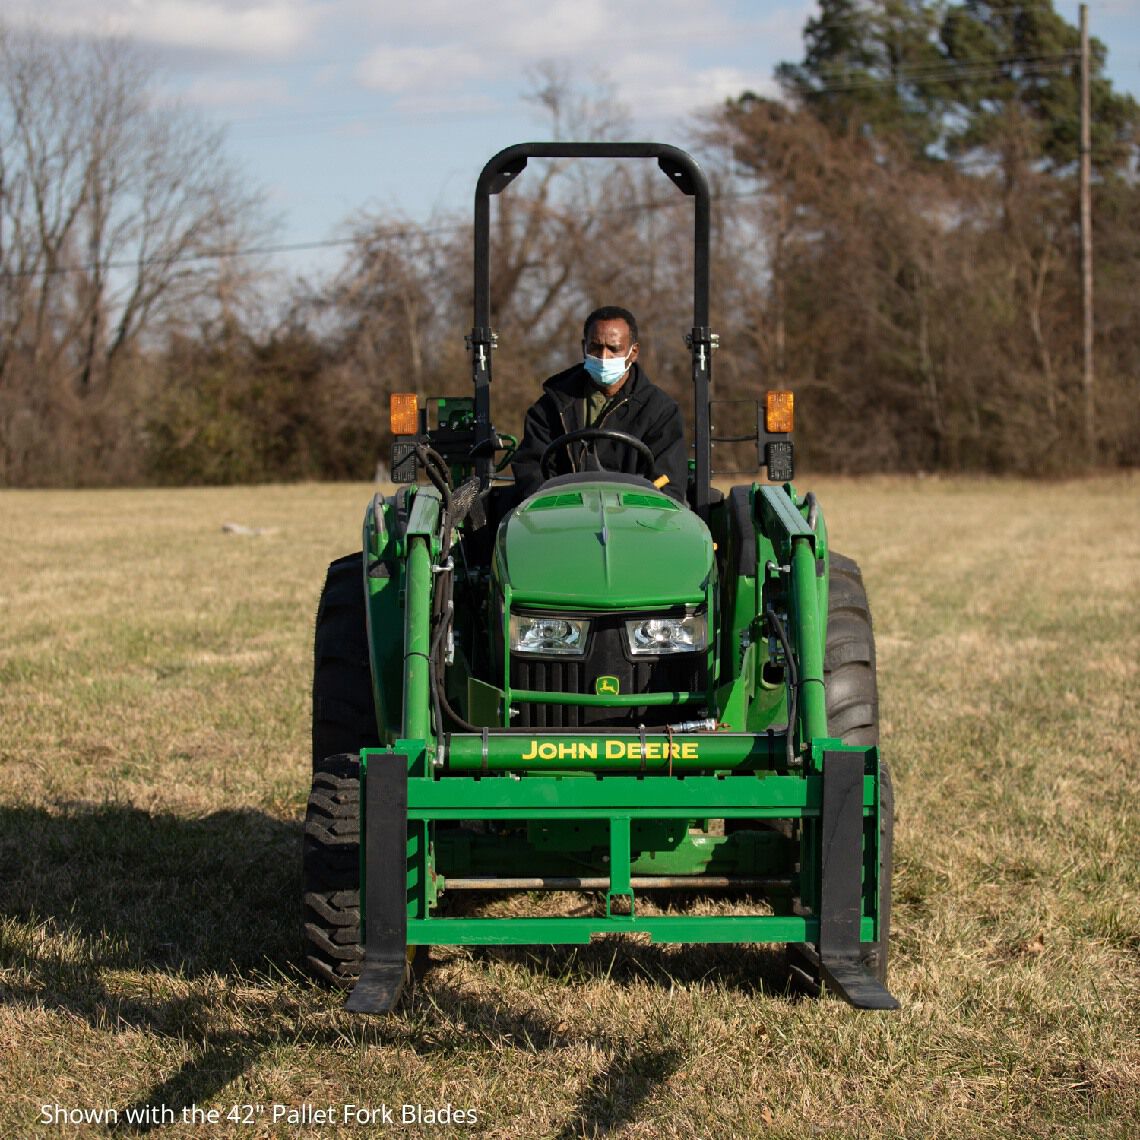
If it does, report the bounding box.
[0,803,300,977]
[0,802,302,1131]
[0,802,792,1133]
[553,1040,684,1140]
[467,935,793,997]
[405,976,688,1139]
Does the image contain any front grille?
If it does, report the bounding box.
[510,617,705,729]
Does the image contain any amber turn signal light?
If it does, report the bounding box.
[390,393,419,436]
[765,390,794,434]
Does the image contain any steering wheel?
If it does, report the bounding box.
[539,428,656,479]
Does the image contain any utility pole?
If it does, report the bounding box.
[1080,3,1095,465]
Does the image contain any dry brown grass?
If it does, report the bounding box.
[1,475,1137,1138]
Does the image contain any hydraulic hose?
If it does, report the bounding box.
[765,604,799,770]
[415,443,486,734]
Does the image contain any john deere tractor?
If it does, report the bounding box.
[303,143,897,1013]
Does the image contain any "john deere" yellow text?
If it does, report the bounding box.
[519,740,699,761]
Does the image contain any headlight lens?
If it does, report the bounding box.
[625,613,707,655]
[510,614,589,656]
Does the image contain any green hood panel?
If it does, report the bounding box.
[496,483,714,608]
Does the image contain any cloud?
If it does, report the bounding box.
[602,50,778,121]
[8,0,316,57]
[641,70,782,120]
[132,2,312,56]
[347,0,807,120]
[18,0,812,123]
[182,74,291,108]
[356,43,487,94]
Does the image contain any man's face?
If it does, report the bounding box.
[583,318,639,390]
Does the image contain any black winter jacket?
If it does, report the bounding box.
[511,362,688,502]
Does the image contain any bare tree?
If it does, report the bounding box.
[0,24,268,484]
[302,65,710,469]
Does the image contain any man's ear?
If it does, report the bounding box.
[628,342,640,364]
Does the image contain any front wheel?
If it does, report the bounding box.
[302,754,363,987]
[301,754,427,992]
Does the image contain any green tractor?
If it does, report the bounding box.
[303,143,897,1013]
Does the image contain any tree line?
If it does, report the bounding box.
[1,1,1136,488]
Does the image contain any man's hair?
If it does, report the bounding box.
[583,306,638,345]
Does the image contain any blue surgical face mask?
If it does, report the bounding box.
[583,349,632,387]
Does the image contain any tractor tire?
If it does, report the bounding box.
[824,551,892,985]
[302,753,364,987]
[312,553,379,771]
[302,753,428,993]
[788,552,893,994]
[824,553,879,746]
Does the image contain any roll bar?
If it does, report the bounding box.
[469,143,715,517]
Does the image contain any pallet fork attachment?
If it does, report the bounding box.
[344,747,898,1013]
[344,753,409,1014]
[817,750,898,1010]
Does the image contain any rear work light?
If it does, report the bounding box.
[390,393,420,436]
[765,390,794,434]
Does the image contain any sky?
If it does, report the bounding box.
[7,0,1140,279]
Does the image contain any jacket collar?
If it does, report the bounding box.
[542,361,649,410]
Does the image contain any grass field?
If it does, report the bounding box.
[1,475,1137,1138]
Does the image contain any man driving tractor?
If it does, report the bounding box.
[511,305,688,501]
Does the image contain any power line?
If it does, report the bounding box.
[202,45,1112,146]
[0,39,1114,284]
[784,47,1079,82]
[0,192,760,280]
[0,226,451,280]
[792,56,1078,95]
[0,175,803,282]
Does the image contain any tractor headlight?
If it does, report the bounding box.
[624,614,707,655]
[510,614,589,656]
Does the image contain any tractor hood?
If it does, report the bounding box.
[495,482,714,608]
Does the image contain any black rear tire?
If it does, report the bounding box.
[824,553,879,746]
[824,552,892,985]
[306,556,376,988]
[312,553,379,771]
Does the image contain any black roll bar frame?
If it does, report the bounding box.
[471,142,714,518]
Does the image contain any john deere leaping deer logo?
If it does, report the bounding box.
[595,675,620,696]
